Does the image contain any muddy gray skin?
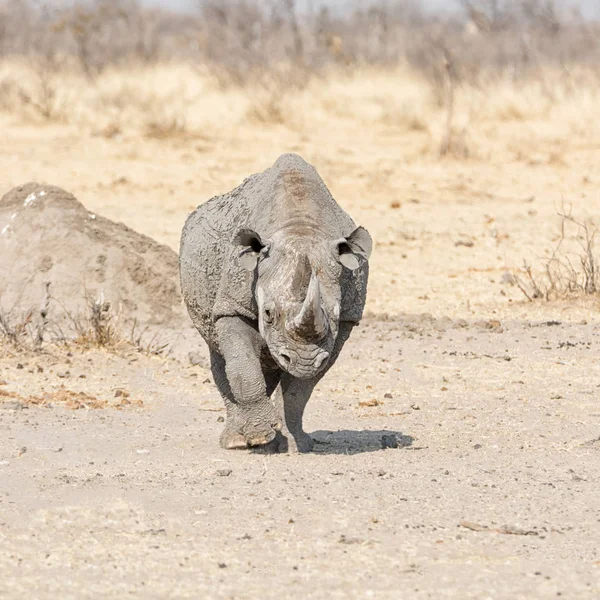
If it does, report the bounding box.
[179,154,372,452]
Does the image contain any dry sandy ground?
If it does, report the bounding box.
[1,318,599,598]
[1,82,600,597]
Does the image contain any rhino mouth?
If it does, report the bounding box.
[274,346,330,379]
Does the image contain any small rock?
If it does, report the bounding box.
[384,392,393,399]
[475,319,502,330]
[141,528,166,536]
[381,435,398,449]
[114,389,130,398]
[218,563,227,569]
[217,416,224,422]
[455,239,474,247]
[359,399,382,408]
[473,444,482,450]
[17,446,27,457]
[188,351,208,368]
[16,364,24,370]
[339,534,363,545]
[136,449,149,455]
[410,404,420,410]
[217,469,232,477]
[501,271,515,285]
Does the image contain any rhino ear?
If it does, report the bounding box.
[336,226,373,271]
[234,229,268,271]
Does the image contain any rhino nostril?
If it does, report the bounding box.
[280,353,291,365]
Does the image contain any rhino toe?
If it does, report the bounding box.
[220,429,248,450]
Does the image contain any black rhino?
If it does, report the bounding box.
[179,154,372,452]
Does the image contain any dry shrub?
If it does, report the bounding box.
[144,113,188,139]
[0,73,20,111]
[71,295,121,349]
[244,68,310,125]
[18,64,62,120]
[0,289,170,357]
[246,85,287,124]
[68,294,169,355]
[515,204,600,301]
[380,101,429,131]
[0,307,33,349]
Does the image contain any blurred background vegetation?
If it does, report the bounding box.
[1,1,598,85]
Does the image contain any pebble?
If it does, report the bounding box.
[188,351,208,368]
[381,435,398,449]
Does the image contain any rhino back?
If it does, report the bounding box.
[248,154,356,239]
[248,154,368,322]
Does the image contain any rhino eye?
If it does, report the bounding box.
[264,308,274,324]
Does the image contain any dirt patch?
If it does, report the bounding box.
[0,385,143,410]
[0,183,186,339]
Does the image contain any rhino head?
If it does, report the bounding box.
[234,227,372,379]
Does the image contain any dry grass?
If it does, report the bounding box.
[0,386,144,409]
[0,291,170,357]
[1,59,599,159]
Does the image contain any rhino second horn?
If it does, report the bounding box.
[291,272,328,338]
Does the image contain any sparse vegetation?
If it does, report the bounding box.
[515,204,600,301]
[0,291,171,356]
[0,0,597,152]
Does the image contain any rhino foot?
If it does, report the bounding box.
[254,431,314,454]
[237,402,282,447]
[286,431,314,453]
[220,400,283,450]
[219,428,248,450]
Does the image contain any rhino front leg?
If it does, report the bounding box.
[277,321,356,453]
[210,350,247,449]
[278,376,317,453]
[215,317,282,447]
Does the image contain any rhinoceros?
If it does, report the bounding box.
[179,154,372,452]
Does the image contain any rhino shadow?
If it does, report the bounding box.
[310,429,414,455]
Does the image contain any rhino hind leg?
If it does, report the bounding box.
[277,378,316,453]
[214,318,282,448]
[275,321,357,453]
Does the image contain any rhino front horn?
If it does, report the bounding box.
[290,271,329,339]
